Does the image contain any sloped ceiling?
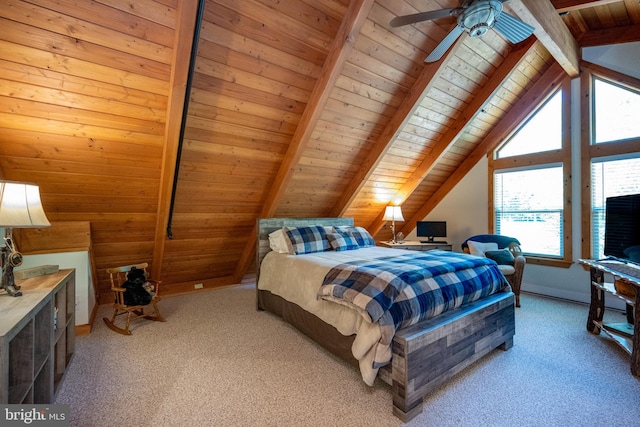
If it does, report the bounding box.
[1,0,639,303]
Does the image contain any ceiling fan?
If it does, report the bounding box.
[390,0,535,63]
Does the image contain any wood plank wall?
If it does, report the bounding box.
[0,0,178,303]
[163,0,349,286]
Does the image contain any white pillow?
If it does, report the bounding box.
[467,240,499,256]
[268,228,292,254]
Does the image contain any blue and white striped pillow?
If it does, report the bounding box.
[326,232,360,251]
[285,226,330,254]
[334,226,376,247]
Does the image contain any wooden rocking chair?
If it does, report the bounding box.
[103,262,165,335]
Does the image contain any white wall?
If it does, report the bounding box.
[405,156,490,253]
[583,42,640,80]
[409,43,640,310]
[16,251,95,325]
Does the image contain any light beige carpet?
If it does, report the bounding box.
[56,281,640,426]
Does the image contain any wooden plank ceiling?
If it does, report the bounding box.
[0,0,639,303]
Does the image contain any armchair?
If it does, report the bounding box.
[462,234,526,307]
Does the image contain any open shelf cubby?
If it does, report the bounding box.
[1,269,75,404]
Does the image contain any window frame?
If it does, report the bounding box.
[490,79,573,268]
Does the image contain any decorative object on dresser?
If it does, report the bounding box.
[462,234,526,307]
[256,218,515,421]
[103,263,165,335]
[0,269,75,403]
[382,205,404,243]
[0,181,51,297]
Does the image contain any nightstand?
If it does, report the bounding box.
[379,241,452,251]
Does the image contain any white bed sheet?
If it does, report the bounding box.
[257,246,404,385]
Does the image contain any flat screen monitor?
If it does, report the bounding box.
[604,193,640,263]
[416,221,447,243]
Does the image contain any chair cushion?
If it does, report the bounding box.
[485,249,515,266]
[462,234,521,251]
[467,240,499,256]
[497,264,516,275]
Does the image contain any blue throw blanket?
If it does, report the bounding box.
[318,250,510,368]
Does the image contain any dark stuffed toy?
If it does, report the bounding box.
[122,267,152,306]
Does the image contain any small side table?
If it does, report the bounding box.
[379,241,452,252]
[579,259,640,377]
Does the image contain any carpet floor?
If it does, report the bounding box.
[55,281,640,426]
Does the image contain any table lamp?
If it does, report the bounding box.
[383,205,404,244]
[0,181,51,297]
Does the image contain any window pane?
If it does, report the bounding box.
[497,91,562,158]
[591,157,640,259]
[495,167,563,256]
[594,78,640,144]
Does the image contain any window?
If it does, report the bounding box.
[588,75,640,259]
[495,166,564,257]
[497,91,563,158]
[491,84,570,264]
[591,157,640,259]
[593,77,640,144]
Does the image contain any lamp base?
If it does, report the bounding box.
[1,245,22,297]
[1,283,22,297]
[390,221,397,244]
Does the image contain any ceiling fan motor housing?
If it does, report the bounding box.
[460,0,503,38]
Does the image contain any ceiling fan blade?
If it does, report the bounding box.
[493,12,535,44]
[390,8,458,28]
[425,25,465,63]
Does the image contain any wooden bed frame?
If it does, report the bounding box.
[256,218,516,421]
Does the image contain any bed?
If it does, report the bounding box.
[256,218,515,421]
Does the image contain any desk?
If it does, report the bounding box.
[579,259,640,377]
[379,241,452,252]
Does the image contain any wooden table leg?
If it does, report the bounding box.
[587,267,605,334]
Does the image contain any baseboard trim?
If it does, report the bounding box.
[75,324,92,336]
[521,283,627,311]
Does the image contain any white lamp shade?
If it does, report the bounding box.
[0,181,51,228]
[383,205,404,222]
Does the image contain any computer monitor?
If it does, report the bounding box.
[416,221,447,243]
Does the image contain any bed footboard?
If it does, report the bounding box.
[389,291,515,421]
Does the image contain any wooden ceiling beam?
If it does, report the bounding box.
[398,62,567,237]
[329,25,469,218]
[366,38,538,237]
[233,0,375,282]
[151,0,200,280]
[578,23,640,46]
[509,0,580,77]
[550,0,620,13]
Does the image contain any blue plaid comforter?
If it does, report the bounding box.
[318,250,510,368]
